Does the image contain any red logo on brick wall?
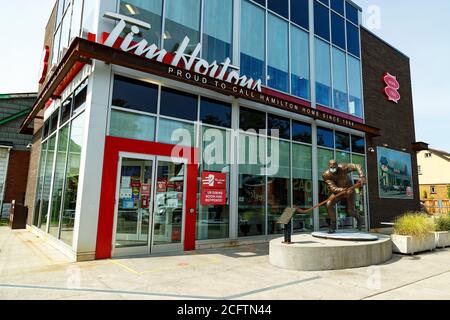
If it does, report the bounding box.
[383,73,401,103]
[38,46,50,84]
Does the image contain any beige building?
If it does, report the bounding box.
[418,149,450,202]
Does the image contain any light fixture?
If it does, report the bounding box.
[125,4,137,15]
[368,147,375,153]
[383,143,389,147]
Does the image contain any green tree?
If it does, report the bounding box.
[447,185,450,199]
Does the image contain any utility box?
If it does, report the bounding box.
[9,200,28,230]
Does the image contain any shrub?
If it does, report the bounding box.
[394,213,435,237]
[435,215,450,232]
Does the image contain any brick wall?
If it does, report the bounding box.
[4,150,31,205]
[361,28,421,228]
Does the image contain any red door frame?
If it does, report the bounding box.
[95,136,199,260]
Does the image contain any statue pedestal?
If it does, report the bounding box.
[312,231,379,241]
[269,233,392,271]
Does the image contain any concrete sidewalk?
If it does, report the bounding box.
[0,227,449,300]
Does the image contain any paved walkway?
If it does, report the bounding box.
[0,227,449,300]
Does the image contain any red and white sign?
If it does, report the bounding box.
[140,183,151,196]
[201,172,227,205]
[383,73,401,103]
[38,46,50,84]
[201,189,227,206]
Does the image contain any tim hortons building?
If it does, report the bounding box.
[21,0,426,261]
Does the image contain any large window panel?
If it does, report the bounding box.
[158,118,195,147]
[49,125,70,238]
[70,0,83,41]
[346,21,360,57]
[59,6,72,57]
[292,121,312,144]
[348,55,362,117]
[346,2,359,25]
[33,142,48,226]
[315,38,331,106]
[60,113,85,246]
[291,0,309,30]
[112,76,158,114]
[52,27,61,66]
[351,135,365,154]
[331,12,346,50]
[238,134,266,237]
[268,14,289,92]
[200,98,231,128]
[240,107,266,132]
[268,140,290,235]
[292,144,313,232]
[314,1,330,41]
[203,0,233,63]
[110,110,156,142]
[197,127,231,240]
[291,26,310,100]
[164,0,201,54]
[318,148,334,228]
[240,0,265,82]
[317,127,334,148]
[332,47,348,112]
[160,88,198,121]
[39,136,56,232]
[331,0,344,15]
[268,0,288,18]
[120,0,163,47]
[268,114,290,140]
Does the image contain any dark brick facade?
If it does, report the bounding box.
[4,150,30,205]
[361,28,421,228]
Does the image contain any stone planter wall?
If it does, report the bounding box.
[391,233,436,255]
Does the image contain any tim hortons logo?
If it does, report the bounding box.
[383,72,400,103]
[103,12,262,92]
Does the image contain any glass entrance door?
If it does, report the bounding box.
[113,154,186,257]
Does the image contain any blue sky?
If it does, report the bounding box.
[0,0,449,151]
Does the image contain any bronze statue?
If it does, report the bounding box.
[322,160,366,234]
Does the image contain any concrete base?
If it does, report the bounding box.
[270,234,392,271]
[312,231,379,241]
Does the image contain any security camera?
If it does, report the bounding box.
[26,143,32,149]
[368,147,375,153]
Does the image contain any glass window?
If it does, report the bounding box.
[56,0,65,27]
[351,135,365,154]
[203,0,233,63]
[200,98,232,128]
[335,131,350,151]
[73,81,88,115]
[346,2,359,25]
[120,0,163,46]
[60,113,85,246]
[348,55,362,117]
[332,47,348,112]
[43,120,50,139]
[164,0,200,54]
[240,107,266,132]
[331,12,345,49]
[291,26,310,100]
[52,27,61,66]
[50,112,59,134]
[292,121,312,144]
[268,14,289,92]
[110,110,156,142]
[160,88,198,121]
[292,144,313,232]
[291,0,309,29]
[238,134,266,237]
[240,0,266,82]
[59,6,72,56]
[268,0,288,18]
[268,140,290,235]
[315,38,331,106]
[197,127,231,240]
[112,76,158,114]
[317,127,334,148]
[331,0,344,15]
[70,0,83,40]
[314,1,330,41]
[158,118,195,147]
[33,142,48,226]
[318,0,329,5]
[346,21,360,57]
[39,136,56,231]
[253,0,266,6]
[268,114,290,140]
[336,150,351,164]
[318,147,334,227]
[352,154,365,177]
[60,96,72,125]
[49,125,69,238]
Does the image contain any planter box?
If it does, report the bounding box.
[391,233,436,255]
[433,231,450,248]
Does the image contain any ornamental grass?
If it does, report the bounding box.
[434,215,450,232]
[394,213,435,237]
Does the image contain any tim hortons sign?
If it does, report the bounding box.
[103,12,262,92]
[383,72,401,103]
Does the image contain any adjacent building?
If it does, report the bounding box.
[0,93,36,218]
[20,0,424,261]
